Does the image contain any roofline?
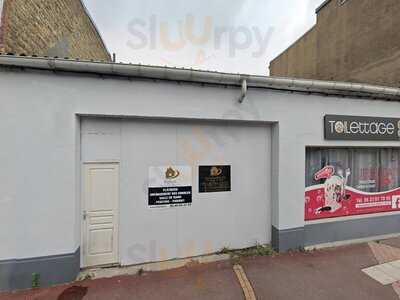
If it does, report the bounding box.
[78,0,111,60]
[1,55,400,101]
[316,0,332,13]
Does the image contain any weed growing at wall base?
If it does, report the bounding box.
[220,244,276,263]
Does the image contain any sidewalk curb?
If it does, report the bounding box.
[78,253,230,281]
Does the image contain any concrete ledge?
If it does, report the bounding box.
[78,253,230,281]
[272,226,305,252]
[305,214,400,247]
[0,259,14,291]
[305,233,400,250]
[0,248,80,291]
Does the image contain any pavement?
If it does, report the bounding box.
[2,239,400,300]
[242,243,398,300]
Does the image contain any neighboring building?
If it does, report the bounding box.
[0,0,110,61]
[270,0,400,87]
[1,55,400,290]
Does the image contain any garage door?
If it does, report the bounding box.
[81,118,271,266]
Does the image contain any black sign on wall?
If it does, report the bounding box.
[148,166,192,208]
[148,186,192,207]
[324,115,400,141]
[199,166,231,193]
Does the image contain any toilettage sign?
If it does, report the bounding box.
[324,115,400,141]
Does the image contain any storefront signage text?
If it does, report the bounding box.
[324,115,400,141]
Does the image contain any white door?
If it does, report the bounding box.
[82,163,119,267]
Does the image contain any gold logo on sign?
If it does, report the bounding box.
[210,166,222,177]
[166,167,180,179]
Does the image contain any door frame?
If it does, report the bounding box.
[80,161,121,268]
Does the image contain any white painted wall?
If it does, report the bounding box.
[81,118,271,265]
[1,68,400,260]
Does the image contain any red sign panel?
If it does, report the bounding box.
[305,149,400,221]
[305,182,400,220]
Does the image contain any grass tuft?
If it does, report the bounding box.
[219,244,276,263]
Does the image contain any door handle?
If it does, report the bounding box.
[83,210,88,220]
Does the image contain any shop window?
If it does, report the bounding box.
[305,148,400,220]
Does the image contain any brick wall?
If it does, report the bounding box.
[316,0,400,86]
[0,0,3,25]
[270,0,400,87]
[0,0,110,61]
[0,0,4,52]
[270,27,317,79]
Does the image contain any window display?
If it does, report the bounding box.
[305,148,400,220]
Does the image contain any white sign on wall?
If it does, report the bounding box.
[148,166,192,208]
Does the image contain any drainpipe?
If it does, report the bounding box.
[238,79,247,103]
